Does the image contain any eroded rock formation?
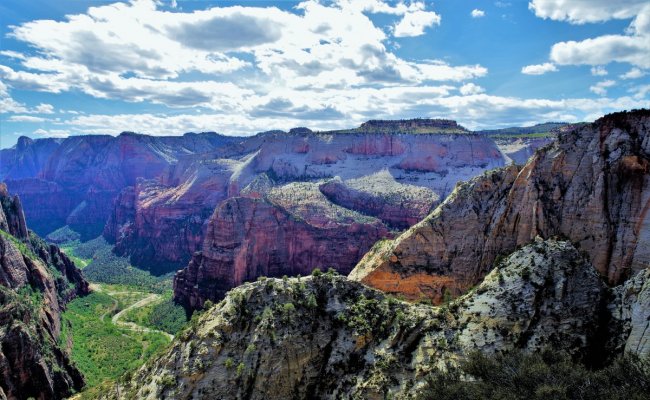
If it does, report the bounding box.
[0,183,89,400]
[351,110,650,301]
[102,239,649,400]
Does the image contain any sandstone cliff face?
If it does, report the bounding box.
[110,125,505,276]
[6,132,237,240]
[174,182,390,309]
[104,239,648,400]
[0,183,89,400]
[351,110,650,301]
[0,137,62,181]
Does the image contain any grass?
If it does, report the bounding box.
[61,289,171,388]
[48,230,188,391]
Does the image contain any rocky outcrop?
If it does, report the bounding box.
[104,239,648,400]
[608,268,650,358]
[0,183,89,400]
[319,172,437,229]
[173,182,390,309]
[493,137,554,165]
[351,110,650,301]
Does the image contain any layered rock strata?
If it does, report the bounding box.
[351,110,650,301]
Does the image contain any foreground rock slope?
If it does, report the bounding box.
[102,239,649,400]
[0,183,89,399]
[351,110,650,301]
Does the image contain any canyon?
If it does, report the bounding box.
[2,120,554,304]
[0,183,89,399]
[95,110,650,400]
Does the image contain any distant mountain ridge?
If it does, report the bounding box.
[2,119,549,282]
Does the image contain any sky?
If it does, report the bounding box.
[0,0,649,148]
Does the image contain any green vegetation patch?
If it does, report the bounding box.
[61,290,171,388]
[420,349,650,400]
[58,236,172,292]
[122,291,187,335]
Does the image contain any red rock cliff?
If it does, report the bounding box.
[0,183,89,399]
[350,110,650,301]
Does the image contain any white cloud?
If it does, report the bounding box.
[8,115,48,122]
[531,2,650,69]
[55,92,647,136]
[0,80,56,115]
[621,68,647,79]
[550,34,650,68]
[471,9,485,18]
[632,84,650,99]
[33,128,69,138]
[528,0,648,24]
[589,80,616,96]
[521,63,558,75]
[34,104,55,114]
[393,9,441,37]
[590,66,608,76]
[459,83,485,95]
[1,0,477,114]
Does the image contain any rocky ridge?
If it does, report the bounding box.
[102,239,649,399]
[0,183,89,400]
[351,110,650,301]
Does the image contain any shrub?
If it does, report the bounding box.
[311,268,323,277]
[236,362,245,378]
[419,349,650,400]
[203,300,214,310]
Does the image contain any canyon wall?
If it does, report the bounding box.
[170,128,508,307]
[0,183,89,399]
[351,110,650,301]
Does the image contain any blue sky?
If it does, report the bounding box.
[1,0,649,148]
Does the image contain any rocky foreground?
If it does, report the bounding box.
[102,239,649,399]
[0,183,89,399]
[351,110,650,301]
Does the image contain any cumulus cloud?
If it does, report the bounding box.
[459,83,485,95]
[528,0,648,24]
[471,9,485,18]
[393,9,441,37]
[530,2,650,69]
[55,92,646,136]
[33,128,69,138]
[550,34,650,68]
[1,0,475,114]
[590,66,608,76]
[8,115,48,122]
[621,68,647,79]
[589,80,616,96]
[0,80,56,115]
[521,63,558,75]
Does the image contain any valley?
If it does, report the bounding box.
[1,111,649,400]
[2,1,649,398]
[54,236,187,395]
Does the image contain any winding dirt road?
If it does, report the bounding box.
[89,283,174,341]
[111,294,174,341]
